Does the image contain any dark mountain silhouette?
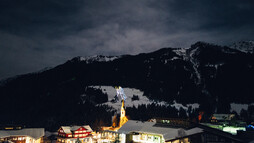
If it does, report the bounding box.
[0,41,253,130]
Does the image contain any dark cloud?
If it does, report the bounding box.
[0,0,254,79]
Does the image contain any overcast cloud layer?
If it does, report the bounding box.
[0,0,254,79]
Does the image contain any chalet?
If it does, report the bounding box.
[0,128,45,143]
[57,125,93,143]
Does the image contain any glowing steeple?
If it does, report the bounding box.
[119,100,128,128]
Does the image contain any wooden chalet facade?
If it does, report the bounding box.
[57,125,93,143]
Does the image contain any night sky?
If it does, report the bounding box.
[0,0,254,79]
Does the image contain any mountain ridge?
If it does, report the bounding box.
[230,41,254,54]
[0,41,253,130]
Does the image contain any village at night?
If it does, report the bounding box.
[1,0,254,143]
[1,84,254,143]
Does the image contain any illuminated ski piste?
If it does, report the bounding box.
[89,86,199,113]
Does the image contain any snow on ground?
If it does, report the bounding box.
[89,86,199,113]
[188,47,201,84]
[229,41,254,54]
[230,103,254,115]
[79,55,119,63]
[173,48,186,57]
[172,48,188,61]
[170,57,180,61]
[89,86,151,112]
[172,101,200,111]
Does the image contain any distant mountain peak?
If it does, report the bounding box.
[230,41,254,53]
[70,55,120,63]
[1,40,254,129]
[190,41,215,49]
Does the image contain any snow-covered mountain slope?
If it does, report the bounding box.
[71,55,119,63]
[1,41,254,129]
[173,48,187,60]
[88,86,199,113]
[230,41,254,53]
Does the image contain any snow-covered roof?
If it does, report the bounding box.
[117,120,203,141]
[60,125,93,133]
[83,125,93,132]
[212,114,235,121]
[61,127,72,134]
[0,128,45,139]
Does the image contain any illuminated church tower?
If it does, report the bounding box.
[103,86,128,131]
[110,100,128,130]
[119,100,128,128]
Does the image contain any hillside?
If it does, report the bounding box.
[0,41,254,130]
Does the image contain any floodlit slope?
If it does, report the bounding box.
[89,86,199,113]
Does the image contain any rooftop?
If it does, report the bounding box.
[118,120,203,141]
[0,128,45,139]
[60,125,93,134]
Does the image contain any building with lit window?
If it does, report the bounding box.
[201,114,247,135]
[56,125,93,143]
[0,128,44,143]
[98,100,128,143]
[102,100,128,132]
[116,119,247,143]
[118,120,203,143]
[92,130,125,143]
[210,114,235,123]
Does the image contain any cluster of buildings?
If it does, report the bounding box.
[0,127,44,143]
[1,101,254,143]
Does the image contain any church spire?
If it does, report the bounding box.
[119,100,128,128]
